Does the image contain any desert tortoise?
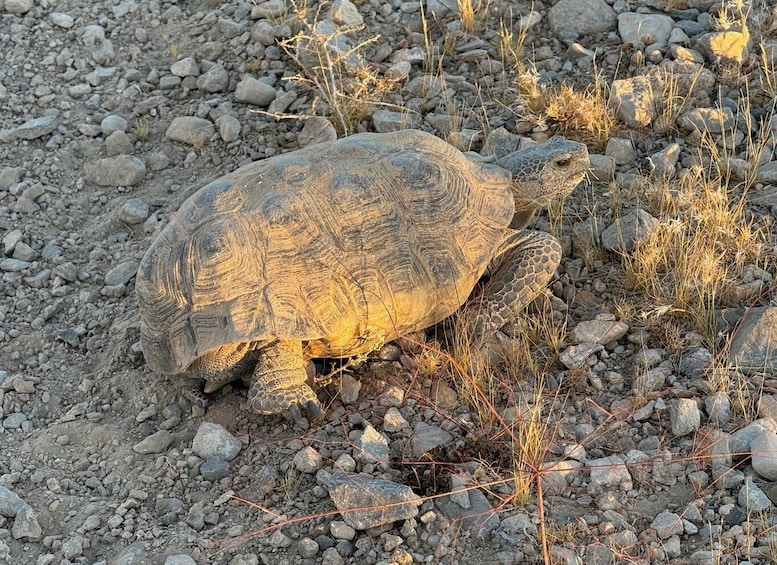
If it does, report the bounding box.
[137,130,588,418]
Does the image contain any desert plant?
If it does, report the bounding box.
[280,12,403,134]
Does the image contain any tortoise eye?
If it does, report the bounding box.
[555,158,571,167]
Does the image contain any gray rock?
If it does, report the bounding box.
[687,471,710,492]
[540,460,583,495]
[481,127,522,158]
[355,424,389,463]
[411,422,453,456]
[759,395,777,421]
[5,0,34,14]
[378,384,404,407]
[650,510,683,539]
[333,453,356,472]
[192,422,242,461]
[113,541,151,565]
[218,17,245,39]
[62,535,85,560]
[709,429,732,481]
[196,64,229,93]
[586,544,614,565]
[437,483,500,538]
[601,208,660,252]
[738,480,771,512]
[604,137,636,165]
[170,57,200,77]
[728,307,777,373]
[105,131,135,156]
[0,166,21,189]
[329,0,363,27]
[751,431,777,480]
[448,474,470,509]
[730,419,777,458]
[328,472,421,529]
[298,537,320,558]
[588,455,631,488]
[671,398,700,436]
[50,12,75,28]
[268,90,298,115]
[84,156,146,186]
[298,117,338,147]
[634,348,664,368]
[679,346,713,377]
[547,0,616,40]
[587,154,615,183]
[294,446,324,473]
[105,261,139,286]
[705,392,731,425]
[549,545,581,565]
[383,407,408,432]
[119,198,150,224]
[251,20,277,46]
[166,117,215,146]
[11,506,42,540]
[501,513,537,535]
[430,380,458,410]
[251,0,287,19]
[200,459,229,481]
[0,486,27,518]
[2,228,22,255]
[13,116,58,140]
[649,143,680,178]
[372,110,421,133]
[385,61,411,81]
[132,430,173,454]
[216,115,241,142]
[338,373,361,404]
[571,318,628,344]
[755,161,777,184]
[2,413,26,429]
[235,76,277,106]
[425,0,458,18]
[330,520,356,540]
[267,530,290,548]
[559,343,603,370]
[677,106,735,134]
[321,547,344,565]
[618,13,675,47]
[101,115,128,135]
[696,31,750,66]
[164,556,197,565]
[609,76,656,128]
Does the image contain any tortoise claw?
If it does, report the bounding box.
[176,378,209,408]
[290,405,303,421]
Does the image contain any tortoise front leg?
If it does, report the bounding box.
[466,230,561,340]
[248,340,322,420]
[176,341,264,407]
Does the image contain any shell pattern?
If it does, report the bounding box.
[137,130,515,374]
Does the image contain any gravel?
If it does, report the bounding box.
[2,0,777,563]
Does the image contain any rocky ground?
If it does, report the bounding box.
[3,0,777,563]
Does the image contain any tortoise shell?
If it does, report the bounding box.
[137,130,514,374]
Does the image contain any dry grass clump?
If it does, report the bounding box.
[280,15,403,135]
[508,67,618,150]
[543,82,617,149]
[622,164,771,344]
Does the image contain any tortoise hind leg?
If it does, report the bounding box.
[467,230,561,340]
[248,340,322,420]
[176,342,263,407]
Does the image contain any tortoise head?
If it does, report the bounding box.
[495,137,589,229]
